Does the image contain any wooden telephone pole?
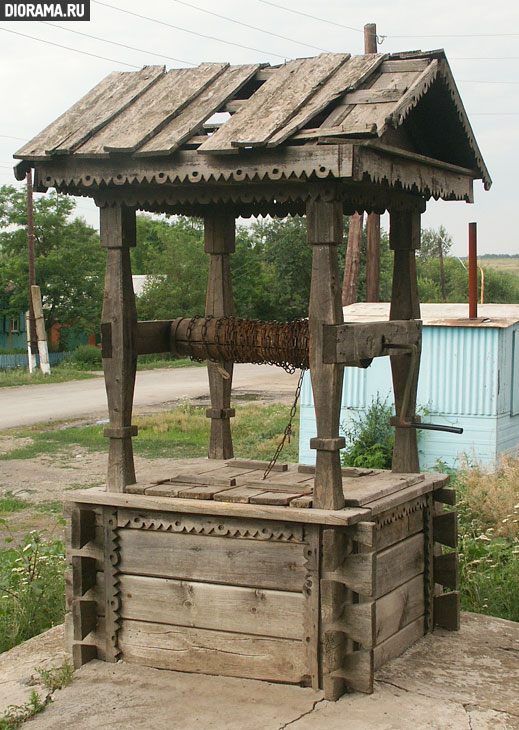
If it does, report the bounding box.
[364,23,381,303]
[342,23,380,306]
[26,171,50,375]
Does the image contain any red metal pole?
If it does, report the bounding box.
[468,222,478,319]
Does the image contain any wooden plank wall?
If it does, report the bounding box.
[114,509,314,685]
[321,494,432,697]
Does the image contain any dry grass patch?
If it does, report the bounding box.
[457,454,519,539]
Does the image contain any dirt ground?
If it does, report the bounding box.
[0,389,295,546]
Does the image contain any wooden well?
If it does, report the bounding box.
[15,48,488,699]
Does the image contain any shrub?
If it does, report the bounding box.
[341,395,394,470]
[70,344,102,370]
[0,528,66,654]
[452,457,519,622]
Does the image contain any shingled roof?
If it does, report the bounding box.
[13,50,490,214]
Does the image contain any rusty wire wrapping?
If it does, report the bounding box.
[174,316,309,373]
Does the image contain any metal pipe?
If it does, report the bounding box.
[468,222,478,319]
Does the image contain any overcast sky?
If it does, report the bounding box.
[0,0,517,255]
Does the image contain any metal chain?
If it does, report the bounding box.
[263,369,305,481]
[188,317,309,373]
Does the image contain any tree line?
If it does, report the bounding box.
[0,185,518,348]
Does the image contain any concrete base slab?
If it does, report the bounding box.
[1,613,518,730]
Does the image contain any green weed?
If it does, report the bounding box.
[0,528,66,654]
[340,395,394,470]
[0,661,73,728]
[37,659,73,691]
[0,690,47,729]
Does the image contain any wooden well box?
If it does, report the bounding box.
[65,462,458,697]
[18,47,485,700]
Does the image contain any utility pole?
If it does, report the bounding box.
[26,170,51,374]
[342,23,380,306]
[26,171,38,373]
[364,23,381,303]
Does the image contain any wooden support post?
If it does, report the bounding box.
[100,205,138,492]
[342,212,363,306]
[366,213,380,302]
[204,212,236,460]
[307,198,345,510]
[389,210,421,473]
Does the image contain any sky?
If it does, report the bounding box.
[0,0,518,255]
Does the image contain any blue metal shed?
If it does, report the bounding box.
[299,303,519,470]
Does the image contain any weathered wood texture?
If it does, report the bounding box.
[16,66,165,158]
[366,213,380,301]
[389,210,421,473]
[67,506,105,669]
[323,319,421,364]
[77,64,227,156]
[135,64,260,156]
[200,54,349,152]
[342,212,363,306]
[204,212,235,460]
[100,205,138,492]
[117,528,307,591]
[119,574,304,639]
[307,198,345,510]
[266,54,383,147]
[119,620,307,683]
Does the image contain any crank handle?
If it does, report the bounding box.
[390,417,463,435]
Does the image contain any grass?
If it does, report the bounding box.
[0,365,100,388]
[0,528,66,654]
[0,357,200,388]
[0,494,30,514]
[451,454,519,622]
[1,401,300,463]
[136,356,204,370]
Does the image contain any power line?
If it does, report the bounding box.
[43,21,195,65]
[459,79,519,84]
[0,26,141,67]
[168,0,329,53]
[452,56,519,60]
[256,0,365,35]
[92,0,288,59]
[257,0,519,39]
[0,134,31,142]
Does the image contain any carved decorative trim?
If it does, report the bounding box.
[34,146,347,190]
[375,496,428,530]
[423,493,434,633]
[437,60,491,190]
[104,509,121,662]
[117,508,305,543]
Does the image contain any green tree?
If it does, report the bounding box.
[136,216,208,320]
[0,185,104,338]
[416,257,519,303]
[419,225,452,260]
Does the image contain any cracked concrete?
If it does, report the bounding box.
[277,698,325,729]
[1,612,518,729]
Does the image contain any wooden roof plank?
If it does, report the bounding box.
[331,67,428,138]
[134,64,261,157]
[76,63,228,157]
[198,53,350,153]
[15,66,165,159]
[384,60,439,130]
[266,53,385,148]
